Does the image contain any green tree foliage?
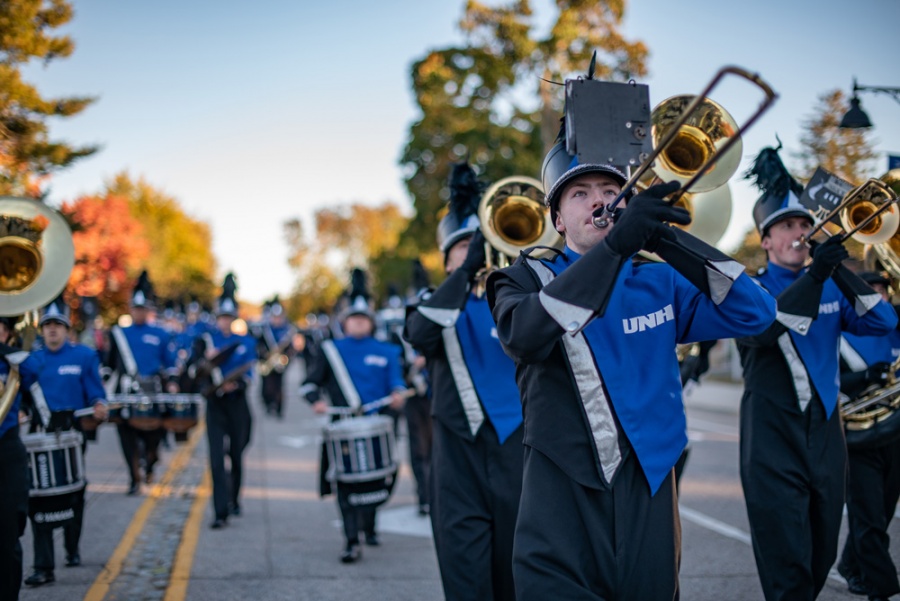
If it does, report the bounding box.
[104,172,217,304]
[400,0,648,252]
[0,0,97,197]
[284,202,411,318]
[794,89,878,185]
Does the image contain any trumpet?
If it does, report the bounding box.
[792,177,899,249]
[593,66,778,229]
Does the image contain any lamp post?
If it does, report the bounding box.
[840,78,900,129]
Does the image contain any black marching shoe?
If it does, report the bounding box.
[418,503,430,516]
[364,532,380,547]
[210,517,227,530]
[838,562,870,596]
[340,543,361,564]
[24,569,54,586]
[230,503,241,517]
[127,481,140,496]
[65,553,81,567]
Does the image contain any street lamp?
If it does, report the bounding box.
[840,78,900,129]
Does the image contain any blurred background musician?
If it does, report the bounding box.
[204,273,257,529]
[254,295,296,420]
[0,315,29,600]
[301,268,407,564]
[18,295,107,587]
[405,162,524,601]
[105,270,178,495]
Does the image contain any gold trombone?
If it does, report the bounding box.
[866,169,900,277]
[593,66,778,229]
[791,177,899,249]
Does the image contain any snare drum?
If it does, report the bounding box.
[110,394,165,431]
[23,430,86,497]
[324,415,397,483]
[162,394,202,435]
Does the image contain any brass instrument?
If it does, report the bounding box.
[841,354,900,449]
[478,176,562,269]
[0,196,75,425]
[867,169,900,278]
[593,66,778,228]
[794,176,899,249]
[258,339,292,377]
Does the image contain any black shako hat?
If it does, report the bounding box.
[339,268,375,322]
[130,270,156,309]
[745,142,812,236]
[39,292,71,327]
[436,161,484,254]
[216,273,239,317]
[860,270,891,288]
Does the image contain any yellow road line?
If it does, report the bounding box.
[84,423,205,601]
[164,466,211,601]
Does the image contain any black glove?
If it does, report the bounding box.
[604,181,691,257]
[807,236,849,282]
[458,230,487,277]
[865,362,892,386]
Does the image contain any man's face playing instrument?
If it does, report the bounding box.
[555,174,624,256]
[761,216,814,272]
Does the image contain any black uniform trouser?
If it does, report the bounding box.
[514,446,679,601]
[261,372,284,416]
[0,429,28,600]
[431,419,523,601]
[206,391,251,520]
[31,488,85,571]
[838,438,900,597]
[116,422,164,486]
[740,391,846,601]
[404,394,432,507]
[336,485,378,544]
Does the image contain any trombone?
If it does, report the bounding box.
[593,66,778,229]
[791,178,900,249]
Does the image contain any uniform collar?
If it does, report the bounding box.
[766,261,807,282]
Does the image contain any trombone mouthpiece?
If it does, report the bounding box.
[592,206,614,229]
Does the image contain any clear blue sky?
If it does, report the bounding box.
[26,0,900,303]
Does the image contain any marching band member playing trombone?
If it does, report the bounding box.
[738,147,897,601]
[486,121,777,597]
[300,268,407,564]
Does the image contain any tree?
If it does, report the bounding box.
[284,201,412,318]
[400,0,648,251]
[0,0,98,197]
[104,172,218,304]
[794,89,878,185]
[62,193,150,319]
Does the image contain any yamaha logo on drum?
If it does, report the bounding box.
[33,509,75,524]
[37,453,51,489]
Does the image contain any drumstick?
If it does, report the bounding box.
[323,389,415,416]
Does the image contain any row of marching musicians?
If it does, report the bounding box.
[0,269,262,597]
[390,149,898,601]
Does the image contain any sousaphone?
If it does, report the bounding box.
[0,196,75,423]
